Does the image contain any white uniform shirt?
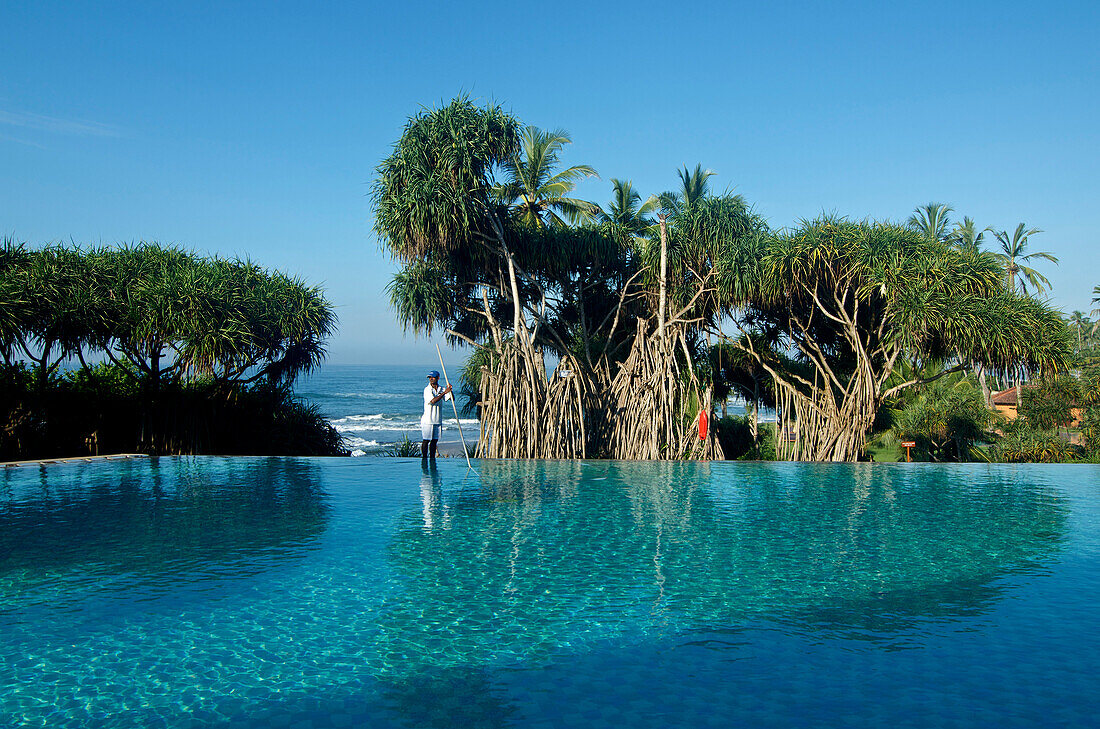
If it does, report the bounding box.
[422,384,453,426]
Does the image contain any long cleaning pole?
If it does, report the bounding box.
[436,344,473,468]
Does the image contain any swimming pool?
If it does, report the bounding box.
[2,457,1098,727]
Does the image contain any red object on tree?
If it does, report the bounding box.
[698,410,708,440]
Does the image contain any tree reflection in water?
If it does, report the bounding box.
[381,461,1068,673]
[0,457,329,611]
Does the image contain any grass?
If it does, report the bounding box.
[866,441,904,462]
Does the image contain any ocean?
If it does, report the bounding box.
[296,364,771,457]
[295,364,478,456]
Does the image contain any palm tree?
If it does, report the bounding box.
[950,216,987,251]
[1068,310,1089,354]
[495,126,598,228]
[658,164,716,217]
[1091,286,1100,335]
[907,202,954,242]
[992,223,1057,294]
[596,178,657,237]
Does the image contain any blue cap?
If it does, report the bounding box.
[427,370,440,378]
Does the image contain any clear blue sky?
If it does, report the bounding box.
[4,1,1098,364]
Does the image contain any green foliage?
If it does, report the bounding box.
[98,245,335,386]
[890,377,997,461]
[385,434,421,457]
[374,97,649,376]
[950,216,987,252]
[373,96,519,264]
[66,362,140,398]
[754,422,777,460]
[709,216,1072,461]
[494,126,599,228]
[386,259,454,335]
[907,202,955,242]
[0,241,339,460]
[0,239,31,359]
[1080,406,1100,455]
[595,179,657,238]
[658,164,716,217]
[741,218,1071,379]
[992,223,1057,295]
[1018,376,1081,430]
[1092,285,1100,334]
[0,364,347,461]
[1,242,95,385]
[715,415,754,459]
[371,98,1077,463]
[1,241,335,391]
[458,344,500,417]
[991,424,1081,463]
[638,193,768,329]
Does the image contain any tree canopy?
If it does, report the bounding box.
[373,96,1073,462]
[723,218,1071,460]
[1,240,335,389]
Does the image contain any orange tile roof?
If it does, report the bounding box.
[991,384,1043,406]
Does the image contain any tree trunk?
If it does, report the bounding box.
[750,379,759,444]
[605,320,723,461]
[658,214,668,342]
[975,364,993,409]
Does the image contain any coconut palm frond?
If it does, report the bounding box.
[907,202,954,242]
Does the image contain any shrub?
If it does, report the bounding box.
[891,377,997,462]
[1019,376,1081,431]
[716,415,773,460]
[1081,406,1100,456]
[991,425,1081,463]
[386,435,421,457]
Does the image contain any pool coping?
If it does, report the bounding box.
[1,453,149,468]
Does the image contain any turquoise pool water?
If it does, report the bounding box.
[2,458,1099,728]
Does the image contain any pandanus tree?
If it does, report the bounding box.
[87,243,335,451]
[0,239,32,367]
[376,99,604,458]
[90,244,198,393]
[1,240,336,455]
[376,101,748,459]
[724,218,1071,461]
[86,244,334,393]
[0,244,96,389]
[185,256,335,386]
[605,192,766,460]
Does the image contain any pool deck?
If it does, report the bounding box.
[1,453,149,468]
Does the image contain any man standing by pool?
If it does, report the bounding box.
[421,371,453,460]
